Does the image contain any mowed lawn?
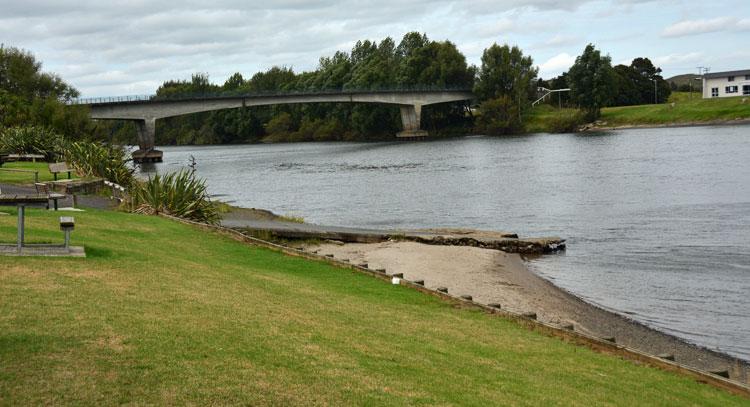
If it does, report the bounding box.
[526,92,750,133]
[600,93,750,126]
[0,209,746,405]
[0,161,76,185]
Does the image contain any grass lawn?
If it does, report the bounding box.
[0,161,77,185]
[526,92,750,133]
[0,208,747,405]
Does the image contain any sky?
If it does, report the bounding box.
[1,0,749,97]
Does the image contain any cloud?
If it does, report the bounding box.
[538,53,576,78]
[653,52,704,65]
[0,0,743,96]
[530,34,580,49]
[661,17,750,37]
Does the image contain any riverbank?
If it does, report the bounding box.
[307,239,750,383]
[220,205,749,382]
[525,92,750,133]
[3,208,747,404]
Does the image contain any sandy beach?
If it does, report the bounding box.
[307,240,750,384]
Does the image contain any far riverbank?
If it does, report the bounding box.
[526,92,750,134]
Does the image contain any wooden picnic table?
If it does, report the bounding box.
[0,195,49,252]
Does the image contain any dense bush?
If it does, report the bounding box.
[63,141,135,186]
[546,110,586,133]
[131,170,219,224]
[475,96,523,135]
[0,125,66,160]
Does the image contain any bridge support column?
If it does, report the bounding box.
[397,104,428,138]
[133,118,162,163]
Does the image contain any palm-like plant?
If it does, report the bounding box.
[63,142,135,187]
[131,169,219,224]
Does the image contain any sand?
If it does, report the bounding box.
[308,240,750,384]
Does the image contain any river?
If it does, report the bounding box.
[145,125,750,361]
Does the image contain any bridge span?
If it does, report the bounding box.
[74,89,475,162]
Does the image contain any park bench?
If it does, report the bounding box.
[8,153,45,162]
[48,162,73,181]
[34,183,66,210]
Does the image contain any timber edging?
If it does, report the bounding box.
[162,214,750,398]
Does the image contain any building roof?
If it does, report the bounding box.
[703,69,750,79]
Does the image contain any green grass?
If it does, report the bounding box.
[525,105,580,133]
[0,209,747,405]
[526,92,750,133]
[600,92,750,127]
[0,161,77,185]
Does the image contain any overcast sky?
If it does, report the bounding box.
[2,0,748,97]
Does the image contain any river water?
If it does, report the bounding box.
[146,125,750,360]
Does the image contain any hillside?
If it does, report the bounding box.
[667,74,703,91]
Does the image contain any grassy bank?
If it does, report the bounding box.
[0,161,77,185]
[526,92,750,133]
[0,208,746,405]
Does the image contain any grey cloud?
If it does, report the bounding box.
[0,0,702,96]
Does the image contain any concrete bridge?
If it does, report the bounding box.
[75,89,474,162]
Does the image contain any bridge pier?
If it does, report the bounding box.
[397,104,428,138]
[133,118,162,163]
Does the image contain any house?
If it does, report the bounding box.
[702,69,750,98]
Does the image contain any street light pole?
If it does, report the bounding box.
[652,79,658,104]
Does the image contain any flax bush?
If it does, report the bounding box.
[0,125,66,160]
[63,141,135,187]
[131,169,219,224]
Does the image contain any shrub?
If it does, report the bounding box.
[131,169,219,224]
[0,125,66,160]
[547,110,586,133]
[63,141,135,186]
[475,96,523,135]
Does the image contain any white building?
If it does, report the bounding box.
[702,69,750,98]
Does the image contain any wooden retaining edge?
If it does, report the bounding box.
[162,215,750,398]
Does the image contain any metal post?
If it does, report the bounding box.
[17,204,24,252]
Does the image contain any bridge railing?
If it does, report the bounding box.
[67,85,473,105]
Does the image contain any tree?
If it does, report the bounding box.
[474,44,537,102]
[611,58,671,106]
[223,72,245,91]
[567,44,615,121]
[0,44,96,139]
[473,43,537,134]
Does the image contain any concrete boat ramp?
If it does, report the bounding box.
[221,208,565,255]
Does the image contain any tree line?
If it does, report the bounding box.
[1,35,674,146]
[148,35,672,143]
